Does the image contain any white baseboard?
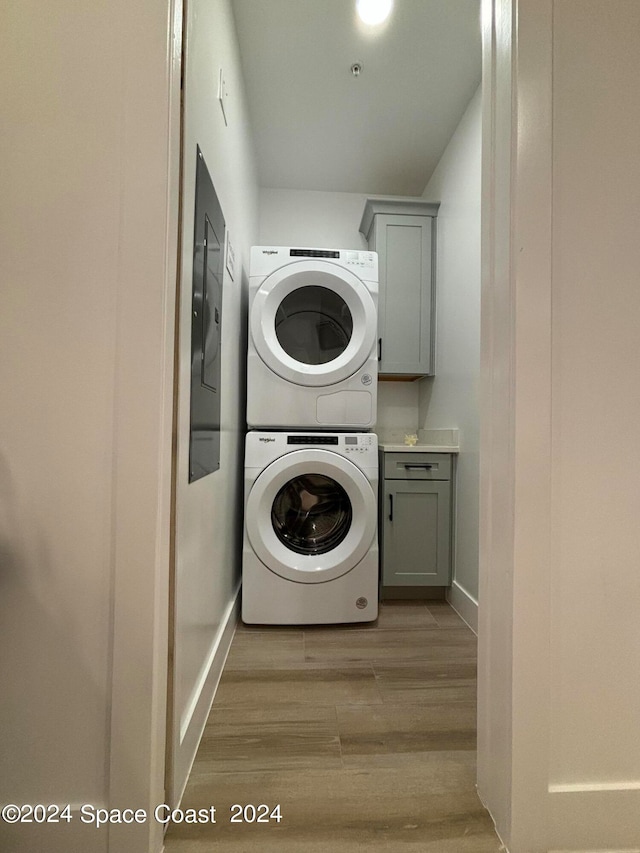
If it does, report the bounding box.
[169,583,240,807]
[447,580,478,634]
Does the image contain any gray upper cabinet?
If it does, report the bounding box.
[360,198,439,378]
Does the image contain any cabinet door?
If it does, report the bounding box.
[375,213,434,376]
[381,479,450,586]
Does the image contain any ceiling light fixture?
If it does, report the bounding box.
[356,0,393,27]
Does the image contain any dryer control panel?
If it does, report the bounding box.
[250,245,378,280]
[342,250,376,271]
[288,247,376,272]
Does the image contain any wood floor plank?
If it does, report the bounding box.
[164,830,503,852]
[304,626,477,664]
[165,835,503,852]
[336,701,476,758]
[374,600,439,629]
[296,601,439,631]
[224,629,305,669]
[167,766,500,850]
[214,664,382,707]
[338,747,478,771]
[192,706,342,774]
[426,601,471,628]
[373,659,477,705]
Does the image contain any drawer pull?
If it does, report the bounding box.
[389,494,393,521]
[403,463,433,470]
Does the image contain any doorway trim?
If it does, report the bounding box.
[106,1,182,851]
[478,0,555,847]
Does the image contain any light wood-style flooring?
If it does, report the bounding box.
[164,601,502,852]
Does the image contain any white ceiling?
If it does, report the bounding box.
[231,0,481,195]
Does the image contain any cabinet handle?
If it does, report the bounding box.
[378,338,382,361]
[389,494,393,521]
[403,464,433,470]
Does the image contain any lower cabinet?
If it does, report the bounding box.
[379,452,452,587]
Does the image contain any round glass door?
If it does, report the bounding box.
[250,262,377,387]
[271,473,352,555]
[275,287,353,366]
[245,448,377,583]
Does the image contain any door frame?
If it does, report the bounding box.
[106,1,183,851]
[108,0,565,850]
[478,0,553,846]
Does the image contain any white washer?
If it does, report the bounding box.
[242,431,379,625]
[247,246,378,430]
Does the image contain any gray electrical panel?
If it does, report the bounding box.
[189,147,225,482]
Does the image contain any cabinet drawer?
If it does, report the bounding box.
[383,452,451,481]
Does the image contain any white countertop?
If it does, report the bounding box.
[379,442,459,453]
[377,428,459,454]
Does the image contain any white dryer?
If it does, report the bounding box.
[242,431,379,625]
[247,246,378,430]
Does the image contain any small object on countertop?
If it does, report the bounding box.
[404,434,418,446]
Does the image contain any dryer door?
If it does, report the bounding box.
[246,449,377,583]
[250,261,377,387]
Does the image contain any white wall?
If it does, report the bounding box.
[170,0,259,804]
[420,87,481,625]
[479,1,640,849]
[0,1,179,851]
[258,187,421,427]
[376,382,422,433]
[259,188,367,250]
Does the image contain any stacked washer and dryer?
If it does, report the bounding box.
[242,246,380,625]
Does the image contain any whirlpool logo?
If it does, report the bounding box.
[258,437,276,442]
[261,249,279,255]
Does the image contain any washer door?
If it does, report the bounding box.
[246,449,377,583]
[250,261,377,387]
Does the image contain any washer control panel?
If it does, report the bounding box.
[344,434,375,455]
[288,435,338,445]
[248,432,378,467]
